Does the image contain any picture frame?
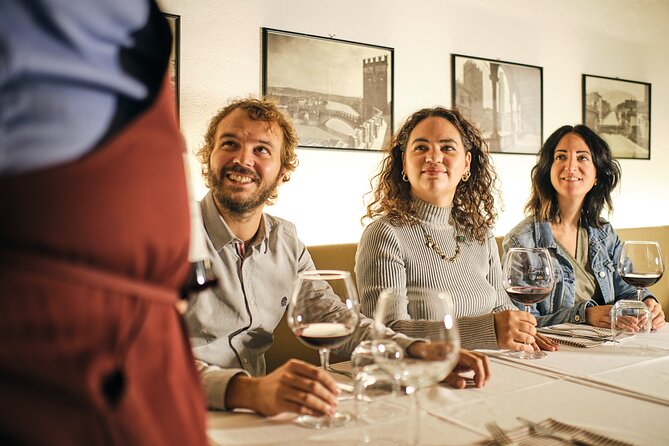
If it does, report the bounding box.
[582,74,651,160]
[451,54,543,154]
[164,13,180,121]
[262,28,393,151]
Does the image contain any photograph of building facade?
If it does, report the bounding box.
[453,55,542,154]
[584,75,650,159]
[263,29,392,151]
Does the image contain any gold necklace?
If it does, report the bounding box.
[419,225,463,262]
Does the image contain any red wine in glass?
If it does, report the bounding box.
[506,286,552,305]
[295,322,354,349]
[620,273,663,289]
[502,247,555,360]
[618,241,664,301]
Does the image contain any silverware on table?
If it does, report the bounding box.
[485,421,518,446]
[518,417,593,445]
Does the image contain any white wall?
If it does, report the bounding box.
[158,0,669,246]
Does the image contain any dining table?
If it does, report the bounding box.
[207,325,669,445]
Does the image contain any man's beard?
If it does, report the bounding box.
[211,165,282,216]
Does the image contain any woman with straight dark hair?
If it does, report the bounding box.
[503,125,665,329]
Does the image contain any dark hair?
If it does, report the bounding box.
[364,107,498,243]
[196,98,299,203]
[525,124,621,227]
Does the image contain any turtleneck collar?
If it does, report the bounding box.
[413,197,452,225]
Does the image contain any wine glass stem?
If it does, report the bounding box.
[637,288,643,301]
[524,305,533,349]
[407,386,421,445]
[319,348,330,370]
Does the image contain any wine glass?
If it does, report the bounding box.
[617,240,664,301]
[287,270,359,429]
[373,288,460,445]
[502,247,555,359]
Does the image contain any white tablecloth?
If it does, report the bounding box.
[207,326,669,445]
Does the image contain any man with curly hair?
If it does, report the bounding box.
[186,99,492,418]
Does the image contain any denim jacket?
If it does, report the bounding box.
[502,217,652,327]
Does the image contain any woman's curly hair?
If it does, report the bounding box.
[364,107,498,243]
[196,98,298,204]
[526,124,621,227]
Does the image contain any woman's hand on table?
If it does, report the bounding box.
[585,304,612,328]
[225,359,340,417]
[644,298,666,330]
[442,349,490,389]
[493,310,537,352]
[534,333,559,352]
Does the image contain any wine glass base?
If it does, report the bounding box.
[296,411,351,429]
[508,350,547,360]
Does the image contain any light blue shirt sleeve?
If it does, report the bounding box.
[0,0,151,176]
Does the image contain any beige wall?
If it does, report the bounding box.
[158,0,669,246]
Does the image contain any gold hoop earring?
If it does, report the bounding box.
[402,170,409,182]
[461,170,471,182]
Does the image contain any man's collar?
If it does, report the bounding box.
[201,191,270,251]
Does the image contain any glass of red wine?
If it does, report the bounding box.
[502,247,555,359]
[617,241,664,301]
[287,270,359,429]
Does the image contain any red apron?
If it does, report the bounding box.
[0,76,207,445]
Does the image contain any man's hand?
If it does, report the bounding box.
[493,310,537,352]
[225,359,340,417]
[586,304,612,328]
[644,298,666,330]
[442,349,490,389]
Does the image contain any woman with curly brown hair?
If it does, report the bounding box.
[355,107,557,352]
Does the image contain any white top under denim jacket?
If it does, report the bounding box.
[502,216,655,327]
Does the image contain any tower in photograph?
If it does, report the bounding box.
[362,55,388,121]
[459,60,486,132]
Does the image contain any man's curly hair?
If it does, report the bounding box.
[364,107,499,243]
[196,98,299,204]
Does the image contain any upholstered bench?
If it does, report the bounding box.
[265,226,669,371]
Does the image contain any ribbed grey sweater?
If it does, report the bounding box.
[355,198,516,350]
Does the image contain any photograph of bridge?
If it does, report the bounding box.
[452,54,543,155]
[583,75,651,160]
[262,28,393,151]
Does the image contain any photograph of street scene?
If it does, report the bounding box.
[583,75,651,159]
[263,29,393,151]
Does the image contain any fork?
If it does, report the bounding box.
[485,421,518,446]
[518,417,592,446]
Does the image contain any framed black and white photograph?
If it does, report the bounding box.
[164,13,180,120]
[262,28,393,151]
[451,54,543,154]
[582,74,651,159]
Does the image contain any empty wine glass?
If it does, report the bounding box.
[373,288,460,445]
[618,240,664,301]
[502,247,555,359]
[611,300,651,351]
[287,270,359,429]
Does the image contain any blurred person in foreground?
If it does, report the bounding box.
[0,1,207,444]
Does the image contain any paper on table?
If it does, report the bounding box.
[538,323,633,348]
